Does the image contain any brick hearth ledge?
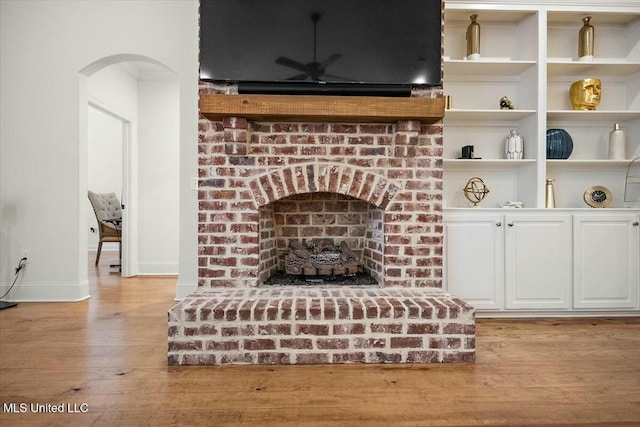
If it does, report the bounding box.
[168,287,475,365]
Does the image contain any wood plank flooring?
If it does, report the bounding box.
[1,251,639,426]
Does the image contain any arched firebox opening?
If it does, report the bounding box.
[258,192,384,286]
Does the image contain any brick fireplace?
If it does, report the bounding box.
[169,0,473,365]
[167,81,475,365]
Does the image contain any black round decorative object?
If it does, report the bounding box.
[546,128,574,159]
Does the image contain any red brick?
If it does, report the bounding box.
[296,353,329,364]
[368,352,402,363]
[280,338,313,349]
[407,323,439,334]
[168,341,202,352]
[371,323,403,334]
[280,298,292,320]
[181,354,217,365]
[442,352,475,363]
[220,353,254,364]
[258,324,291,335]
[390,337,423,348]
[317,338,350,350]
[266,300,279,321]
[258,353,291,364]
[296,324,329,336]
[207,340,239,351]
[407,351,439,363]
[333,323,366,335]
[443,323,475,335]
[333,352,366,363]
[323,299,336,319]
[336,299,350,319]
[243,339,276,351]
[354,338,386,349]
[294,299,307,320]
[309,299,322,320]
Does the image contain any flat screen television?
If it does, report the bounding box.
[199,0,442,97]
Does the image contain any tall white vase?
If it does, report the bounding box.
[608,123,626,160]
[504,129,524,159]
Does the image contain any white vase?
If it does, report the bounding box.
[608,123,626,160]
[504,129,524,159]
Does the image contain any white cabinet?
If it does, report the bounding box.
[445,209,639,315]
[504,214,573,309]
[445,212,572,311]
[573,213,640,308]
[444,213,504,310]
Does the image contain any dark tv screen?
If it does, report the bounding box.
[199,0,442,92]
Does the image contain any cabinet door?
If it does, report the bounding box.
[505,214,573,309]
[444,213,504,310]
[573,214,639,309]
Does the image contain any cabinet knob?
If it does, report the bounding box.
[507,223,514,227]
[496,222,502,227]
[634,222,639,226]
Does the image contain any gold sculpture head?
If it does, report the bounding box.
[570,78,601,110]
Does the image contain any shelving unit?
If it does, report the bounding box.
[443,7,539,208]
[545,8,639,208]
[443,2,640,209]
[443,1,640,317]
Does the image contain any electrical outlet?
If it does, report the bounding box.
[190,177,199,191]
[22,249,30,263]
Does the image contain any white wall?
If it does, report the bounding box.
[137,78,180,275]
[0,1,198,301]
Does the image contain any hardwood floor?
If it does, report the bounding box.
[1,251,639,426]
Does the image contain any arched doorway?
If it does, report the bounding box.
[80,54,179,277]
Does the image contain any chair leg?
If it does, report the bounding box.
[96,241,102,266]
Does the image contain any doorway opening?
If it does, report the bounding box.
[80,55,179,278]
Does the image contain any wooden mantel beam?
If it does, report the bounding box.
[199,93,445,124]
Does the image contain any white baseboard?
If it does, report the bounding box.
[138,263,179,276]
[0,281,90,302]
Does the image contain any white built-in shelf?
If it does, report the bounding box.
[444,159,536,170]
[547,110,640,122]
[445,9,535,23]
[547,11,640,25]
[444,59,536,76]
[445,109,536,122]
[547,60,640,77]
[443,1,640,211]
[546,159,635,168]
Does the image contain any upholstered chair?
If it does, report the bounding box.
[87,191,122,266]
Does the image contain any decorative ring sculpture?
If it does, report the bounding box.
[463,177,490,207]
